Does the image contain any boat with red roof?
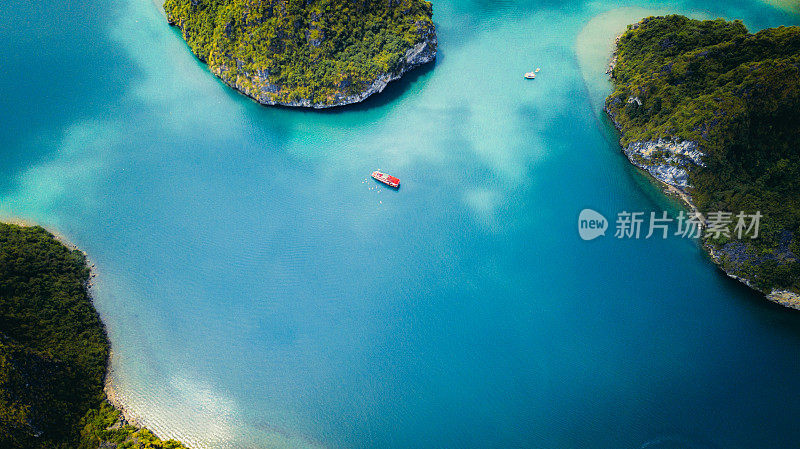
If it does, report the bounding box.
[371,171,400,188]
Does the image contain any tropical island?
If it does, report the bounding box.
[0,223,189,449]
[163,0,437,108]
[605,15,800,308]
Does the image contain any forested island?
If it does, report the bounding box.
[0,223,189,448]
[163,0,437,108]
[606,16,800,308]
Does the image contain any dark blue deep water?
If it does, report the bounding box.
[1,0,799,447]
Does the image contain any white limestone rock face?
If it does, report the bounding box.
[767,290,800,310]
[623,138,704,190]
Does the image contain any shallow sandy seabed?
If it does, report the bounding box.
[760,0,800,13]
[575,7,669,114]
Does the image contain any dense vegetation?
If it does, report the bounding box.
[0,223,188,448]
[163,0,436,106]
[606,16,800,294]
[79,402,189,449]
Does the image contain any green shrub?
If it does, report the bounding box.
[0,223,190,448]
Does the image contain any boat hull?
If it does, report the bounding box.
[371,171,400,188]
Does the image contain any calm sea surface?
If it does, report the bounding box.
[1,0,799,447]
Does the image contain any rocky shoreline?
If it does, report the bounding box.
[604,38,800,310]
[0,219,185,446]
[209,32,437,108]
[104,356,145,429]
[607,129,800,310]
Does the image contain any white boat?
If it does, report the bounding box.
[524,72,536,79]
[371,171,400,188]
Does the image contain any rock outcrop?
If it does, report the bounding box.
[621,138,704,190]
[165,0,437,108]
[213,27,437,108]
[604,16,800,310]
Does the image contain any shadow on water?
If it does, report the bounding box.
[712,261,800,316]
[322,59,438,113]
[578,87,800,334]
[205,53,440,132]
[274,56,440,116]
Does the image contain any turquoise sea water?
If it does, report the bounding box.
[2,0,800,448]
